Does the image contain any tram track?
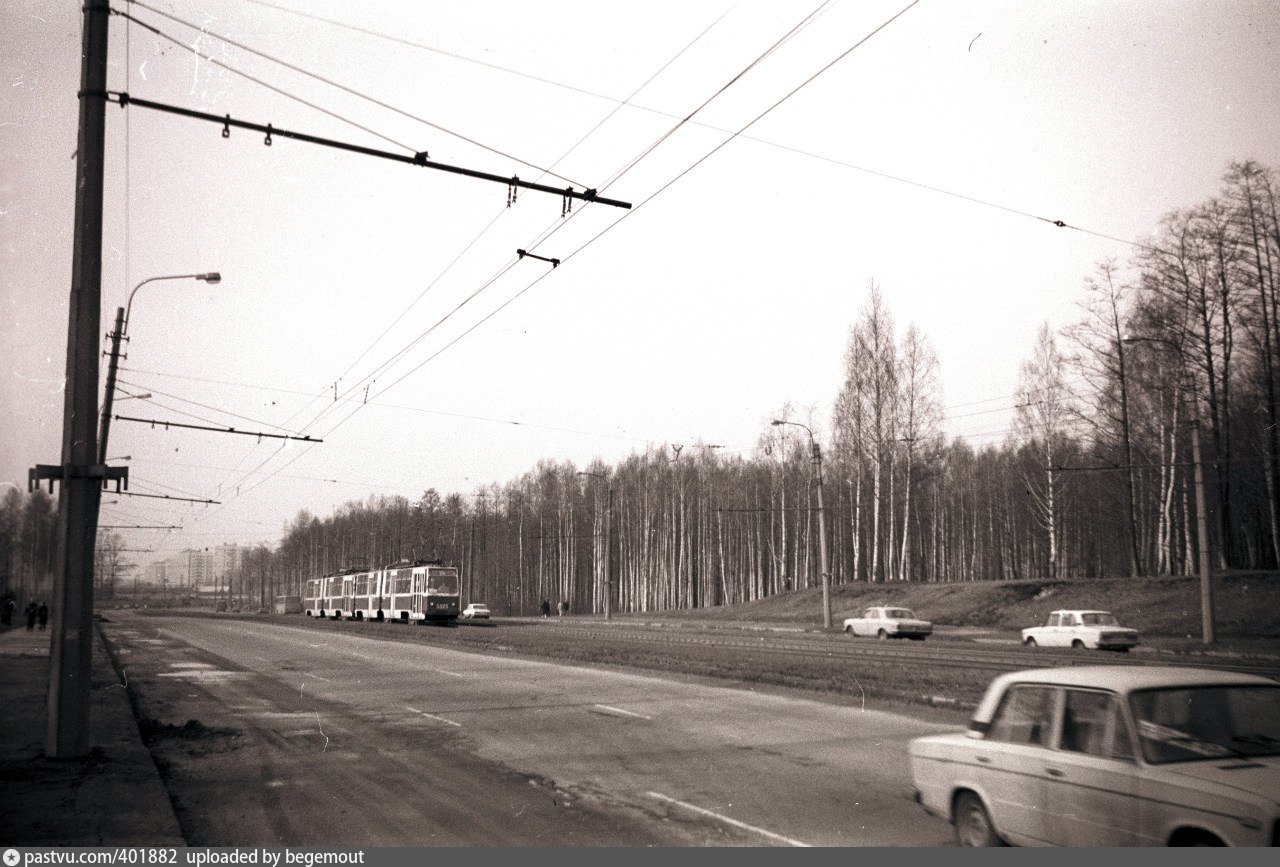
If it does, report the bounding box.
[501,621,1280,680]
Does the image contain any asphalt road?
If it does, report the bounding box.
[103,612,957,846]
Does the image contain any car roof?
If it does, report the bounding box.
[1050,609,1112,615]
[973,666,1278,721]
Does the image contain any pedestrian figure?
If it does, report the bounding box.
[1,595,14,625]
[557,600,567,617]
[25,602,37,631]
[540,599,551,619]
[37,602,49,630]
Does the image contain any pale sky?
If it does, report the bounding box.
[3,0,1278,571]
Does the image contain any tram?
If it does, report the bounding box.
[302,559,461,624]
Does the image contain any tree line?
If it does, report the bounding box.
[4,161,1277,615]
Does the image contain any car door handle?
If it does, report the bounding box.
[1045,767,1064,778]
[975,755,991,764]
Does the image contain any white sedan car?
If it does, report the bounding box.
[1022,609,1140,651]
[909,666,1280,846]
[460,603,490,620]
[842,606,932,640]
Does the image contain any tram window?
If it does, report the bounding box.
[395,571,412,594]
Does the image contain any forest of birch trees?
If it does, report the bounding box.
[3,161,1279,614]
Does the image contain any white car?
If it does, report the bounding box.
[842,606,932,640]
[1022,610,1139,651]
[909,666,1280,846]
[460,603,490,620]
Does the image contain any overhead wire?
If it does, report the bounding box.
[287,1,776,440]
[162,2,846,531]
[242,0,1161,254]
[126,0,586,186]
[112,6,421,154]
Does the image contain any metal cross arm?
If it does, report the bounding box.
[29,462,129,494]
[517,249,560,267]
[103,92,632,210]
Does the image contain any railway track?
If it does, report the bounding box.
[497,620,1280,680]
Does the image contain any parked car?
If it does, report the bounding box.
[909,665,1280,846]
[1022,610,1140,651]
[842,606,932,640]
[460,603,491,620]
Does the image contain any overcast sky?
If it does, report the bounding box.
[3,0,1278,571]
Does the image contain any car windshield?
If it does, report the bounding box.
[885,609,914,619]
[1129,685,1280,763]
[1080,612,1119,626]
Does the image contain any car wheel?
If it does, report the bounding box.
[954,792,1003,847]
[877,629,889,640]
[1024,637,1037,647]
[1072,639,1085,649]
[844,625,854,635]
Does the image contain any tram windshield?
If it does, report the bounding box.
[427,569,460,595]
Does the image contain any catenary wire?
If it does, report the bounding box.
[127,0,586,186]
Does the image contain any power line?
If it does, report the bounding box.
[127,0,588,187]
[241,0,1158,253]
[112,6,421,154]
[263,2,810,450]
[147,2,919,533]
[104,92,632,209]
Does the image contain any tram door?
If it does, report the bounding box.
[412,570,424,617]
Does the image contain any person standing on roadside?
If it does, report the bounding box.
[1,595,14,625]
[37,602,49,630]
[25,601,37,630]
[540,599,551,619]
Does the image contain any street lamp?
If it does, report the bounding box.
[1122,335,1215,645]
[771,419,832,629]
[578,471,614,621]
[99,272,222,464]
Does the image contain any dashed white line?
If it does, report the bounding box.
[593,704,652,720]
[646,792,810,847]
[304,673,332,682]
[404,705,461,727]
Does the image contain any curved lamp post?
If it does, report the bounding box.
[99,273,221,464]
[772,419,832,629]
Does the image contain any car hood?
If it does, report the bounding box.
[1162,756,1280,805]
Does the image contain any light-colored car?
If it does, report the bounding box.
[460,603,490,620]
[842,606,932,640]
[1022,609,1139,651]
[909,666,1280,846]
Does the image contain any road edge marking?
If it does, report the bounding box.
[593,703,652,720]
[404,705,462,727]
[646,791,810,847]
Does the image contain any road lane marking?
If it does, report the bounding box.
[404,705,461,727]
[304,673,333,682]
[646,792,810,847]
[593,704,652,720]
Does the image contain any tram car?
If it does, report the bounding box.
[303,559,461,624]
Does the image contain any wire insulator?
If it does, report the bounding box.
[264,123,273,146]
[507,176,519,207]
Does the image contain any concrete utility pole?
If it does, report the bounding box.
[45,0,111,757]
[772,421,832,629]
[1189,420,1216,645]
[1122,335,1215,645]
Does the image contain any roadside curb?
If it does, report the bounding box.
[89,622,187,845]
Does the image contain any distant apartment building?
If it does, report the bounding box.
[143,543,244,592]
